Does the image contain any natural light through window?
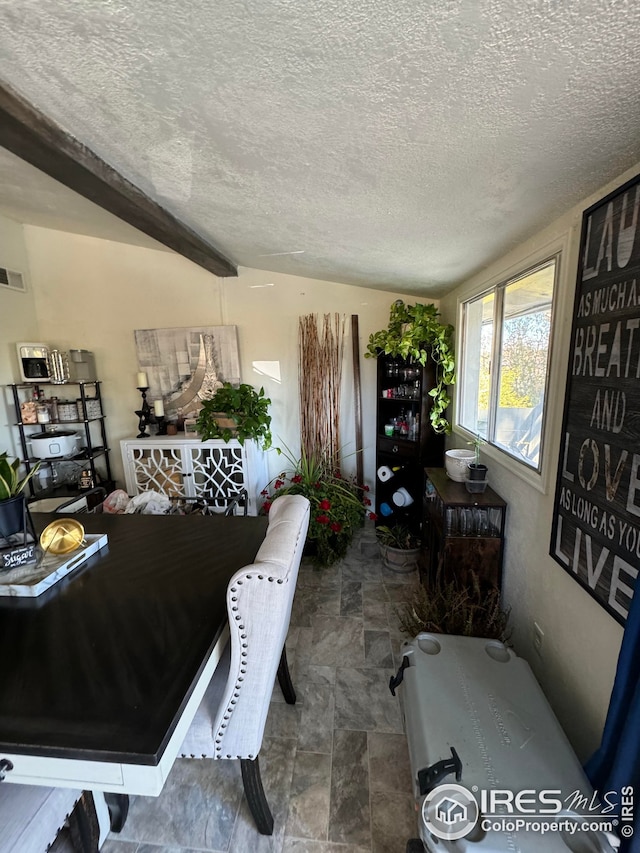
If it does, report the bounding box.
[459,258,557,471]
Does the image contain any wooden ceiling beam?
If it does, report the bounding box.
[0,81,237,278]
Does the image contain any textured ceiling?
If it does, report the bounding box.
[1,0,640,296]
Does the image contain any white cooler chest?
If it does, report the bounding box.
[395,633,618,853]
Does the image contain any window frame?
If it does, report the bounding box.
[455,251,562,487]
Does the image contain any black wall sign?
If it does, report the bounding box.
[550,173,640,624]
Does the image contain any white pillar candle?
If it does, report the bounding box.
[137,371,148,387]
[154,399,165,417]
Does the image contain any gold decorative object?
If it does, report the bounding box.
[39,518,85,556]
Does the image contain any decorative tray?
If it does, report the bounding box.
[0,533,108,598]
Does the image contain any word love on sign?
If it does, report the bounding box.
[551,173,640,623]
[1,543,37,570]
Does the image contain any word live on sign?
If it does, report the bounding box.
[551,176,640,623]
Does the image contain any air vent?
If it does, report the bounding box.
[0,267,26,292]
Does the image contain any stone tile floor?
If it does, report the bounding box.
[102,524,418,853]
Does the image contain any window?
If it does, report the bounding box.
[459,258,557,471]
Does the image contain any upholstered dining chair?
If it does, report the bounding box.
[178,493,310,835]
[0,783,96,852]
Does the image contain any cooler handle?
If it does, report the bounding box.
[418,747,462,794]
[388,656,410,696]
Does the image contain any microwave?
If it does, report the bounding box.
[16,342,50,383]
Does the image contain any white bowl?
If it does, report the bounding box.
[444,449,475,482]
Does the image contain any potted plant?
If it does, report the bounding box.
[365,300,456,434]
[376,523,421,573]
[466,436,488,493]
[196,383,273,450]
[0,452,40,540]
[261,449,373,567]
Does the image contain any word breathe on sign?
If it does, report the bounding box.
[572,314,640,380]
[551,174,640,623]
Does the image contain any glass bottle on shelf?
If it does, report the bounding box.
[408,413,419,440]
[37,466,52,491]
[36,404,51,424]
[79,469,94,490]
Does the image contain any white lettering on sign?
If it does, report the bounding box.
[590,390,626,434]
[583,202,615,281]
[562,433,640,509]
[554,515,638,619]
[577,279,639,318]
[583,187,640,281]
[1,545,36,569]
[572,319,640,379]
[626,455,640,518]
[609,556,638,619]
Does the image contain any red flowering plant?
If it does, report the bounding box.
[261,450,374,566]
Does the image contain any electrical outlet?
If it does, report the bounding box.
[533,622,544,656]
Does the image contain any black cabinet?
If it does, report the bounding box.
[374,354,444,530]
[421,467,507,589]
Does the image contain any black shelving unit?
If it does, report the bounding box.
[374,353,444,532]
[8,381,114,499]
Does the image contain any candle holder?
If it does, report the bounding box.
[155,415,167,436]
[135,387,152,438]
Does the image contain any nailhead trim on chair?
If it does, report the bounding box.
[208,519,305,760]
[215,569,290,759]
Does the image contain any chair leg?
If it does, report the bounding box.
[276,646,296,704]
[241,757,274,835]
[104,793,129,833]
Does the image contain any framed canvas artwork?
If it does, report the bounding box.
[135,325,241,418]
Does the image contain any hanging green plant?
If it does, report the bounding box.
[365,300,456,434]
[196,383,273,450]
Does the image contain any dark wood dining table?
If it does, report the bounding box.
[0,511,268,797]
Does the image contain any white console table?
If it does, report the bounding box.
[120,436,268,516]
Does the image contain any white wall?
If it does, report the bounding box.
[18,226,423,491]
[23,227,223,488]
[439,164,640,760]
[0,214,39,460]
